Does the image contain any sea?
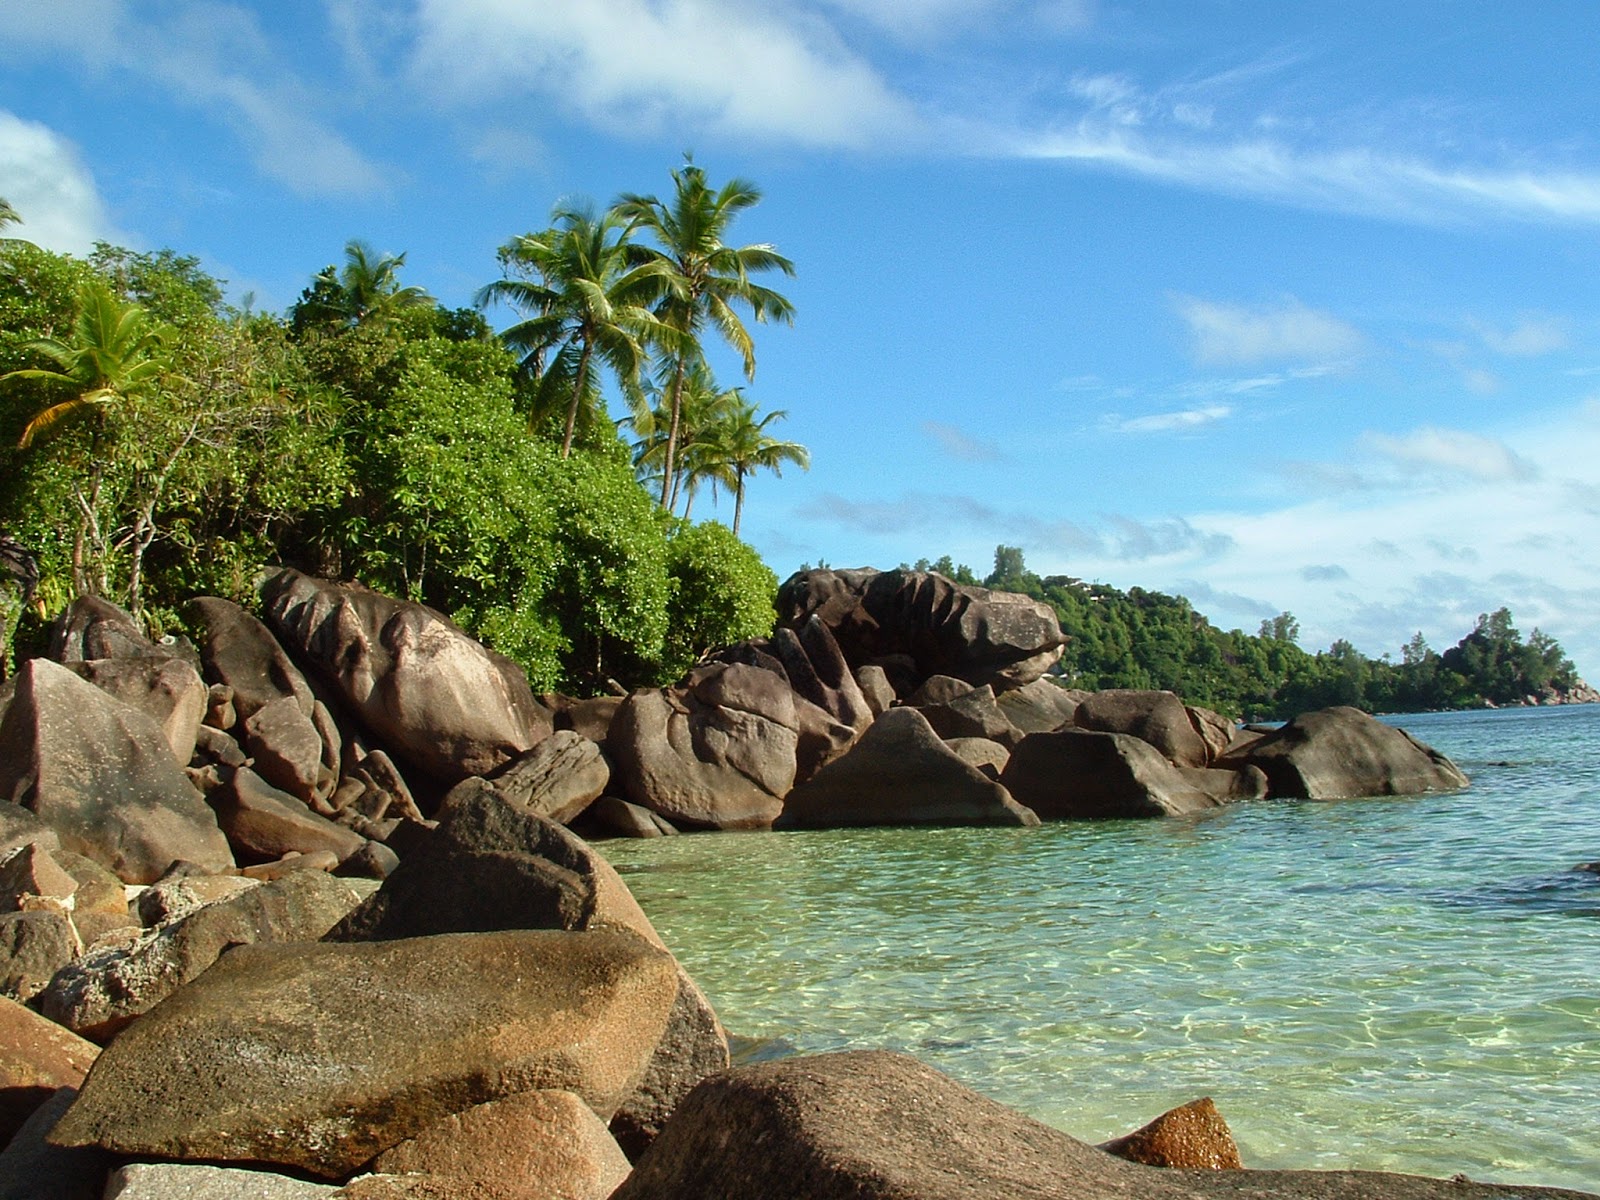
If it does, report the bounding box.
[603,704,1600,1193]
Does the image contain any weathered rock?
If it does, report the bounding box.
[335,840,400,880]
[237,850,341,880]
[0,843,76,912]
[1186,705,1236,766]
[943,737,1011,778]
[779,708,1039,829]
[557,695,624,743]
[63,656,207,764]
[0,804,56,858]
[370,1089,632,1200]
[996,678,1084,734]
[608,664,800,830]
[188,596,316,723]
[611,965,730,1159]
[212,766,366,865]
[262,569,551,783]
[50,596,158,663]
[38,869,368,1041]
[478,730,610,825]
[853,665,895,717]
[1226,706,1470,799]
[134,873,259,927]
[0,659,232,883]
[328,787,661,945]
[243,695,328,803]
[917,684,1023,748]
[0,912,76,1003]
[0,1087,108,1200]
[1000,729,1226,819]
[50,929,679,1178]
[580,796,680,839]
[1074,689,1211,768]
[204,682,236,729]
[777,568,1066,689]
[610,1050,1598,1200]
[773,617,875,734]
[103,1162,338,1198]
[905,674,974,708]
[1098,1096,1243,1170]
[192,723,249,770]
[1175,764,1269,802]
[0,996,97,1145]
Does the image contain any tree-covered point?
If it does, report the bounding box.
[0,178,786,694]
[907,545,1581,718]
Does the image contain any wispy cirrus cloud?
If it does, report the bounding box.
[1174,295,1365,366]
[1467,314,1571,357]
[1100,404,1231,435]
[1363,426,1537,484]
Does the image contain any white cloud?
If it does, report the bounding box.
[1363,426,1537,483]
[1101,404,1231,434]
[0,1,387,198]
[0,110,121,253]
[1174,296,1365,366]
[409,0,921,149]
[812,0,1092,42]
[1468,315,1571,357]
[1009,69,1600,227]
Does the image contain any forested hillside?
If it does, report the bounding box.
[908,547,1584,719]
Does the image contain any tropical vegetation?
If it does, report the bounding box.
[0,172,794,692]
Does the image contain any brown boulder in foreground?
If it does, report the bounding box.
[49,929,678,1178]
[611,1050,1599,1200]
[1225,706,1469,799]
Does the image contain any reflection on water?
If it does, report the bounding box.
[603,705,1600,1192]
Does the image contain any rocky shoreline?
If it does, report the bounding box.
[0,566,1590,1198]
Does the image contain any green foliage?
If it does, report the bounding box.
[662,520,778,678]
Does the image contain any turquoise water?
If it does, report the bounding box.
[603,705,1600,1192]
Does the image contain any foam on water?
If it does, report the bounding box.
[604,705,1600,1191]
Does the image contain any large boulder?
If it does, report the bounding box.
[37,870,368,1042]
[211,767,366,866]
[261,570,551,783]
[1073,689,1211,768]
[1226,706,1470,799]
[1000,729,1227,819]
[49,929,679,1178]
[479,730,611,825]
[188,596,317,723]
[610,1051,1588,1200]
[995,677,1083,734]
[102,1163,336,1198]
[327,787,660,944]
[776,568,1066,690]
[916,684,1023,748]
[50,596,161,664]
[0,1086,109,1200]
[779,708,1039,829]
[771,617,875,734]
[0,996,97,1146]
[368,1090,631,1200]
[61,657,207,765]
[0,659,232,883]
[608,664,802,831]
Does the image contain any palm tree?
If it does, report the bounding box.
[1,279,173,593]
[295,239,433,330]
[612,159,795,507]
[0,197,18,231]
[477,205,668,457]
[625,359,741,517]
[713,396,809,535]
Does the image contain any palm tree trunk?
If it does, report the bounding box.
[562,341,594,459]
[660,354,688,508]
[733,470,747,537]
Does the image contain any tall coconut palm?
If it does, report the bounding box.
[296,239,433,330]
[625,359,741,516]
[1,280,173,593]
[713,396,809,535]
[477,205,668,457]
[612,159,795,507]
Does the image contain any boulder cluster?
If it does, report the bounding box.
[0,565,1519,1199]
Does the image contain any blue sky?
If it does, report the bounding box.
[3,1,1599,674]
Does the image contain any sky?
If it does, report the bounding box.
[2,1,1599,675]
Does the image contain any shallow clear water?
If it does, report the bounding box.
[603,705,1600,1192]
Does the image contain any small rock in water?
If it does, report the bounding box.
[1097,1096,1243,1170]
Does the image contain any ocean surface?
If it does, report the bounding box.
[603,705,1600,1192]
